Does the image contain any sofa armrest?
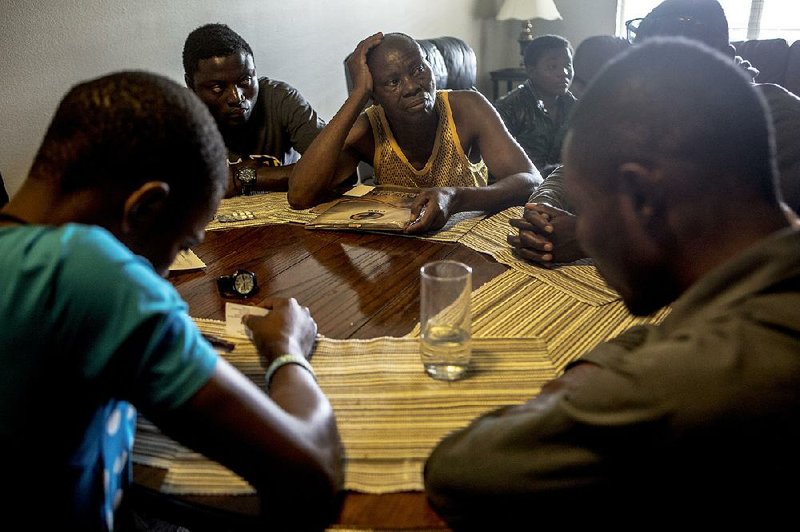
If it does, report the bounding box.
[785,41,800,96]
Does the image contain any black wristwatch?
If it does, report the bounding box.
[217,269,258,298]
[235,166,257,196]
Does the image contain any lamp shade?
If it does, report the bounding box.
[496,0,562,21]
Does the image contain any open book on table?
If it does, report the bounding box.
[305,185,419,232]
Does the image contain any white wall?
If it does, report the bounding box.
[0,0,617,198]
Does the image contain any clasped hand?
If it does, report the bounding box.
[507,202,584,265]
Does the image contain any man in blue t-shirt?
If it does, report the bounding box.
[0,71,342,531]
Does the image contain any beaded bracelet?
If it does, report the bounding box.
[264,354,316,392]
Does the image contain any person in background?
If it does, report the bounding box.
[183,23,326,197]
[494,34,576,178]
[0,71,342,531]
[569,34,630,98]
[505,36,630,265]
[288,32,539,234]
[425,37,800,528]
[509,0,800,266]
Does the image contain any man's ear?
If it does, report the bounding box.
[614,161,673,257]
[617,162,664,226]
[121,181,171,234]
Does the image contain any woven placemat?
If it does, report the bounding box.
[459,207,620,305]
[408,269,670,372]
[206,193,316,231]
[422,210,485,243]
[133,319,553,495]
[207,192,483,243]
[466,270,670,370]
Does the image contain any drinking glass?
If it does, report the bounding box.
[419,260,472,381]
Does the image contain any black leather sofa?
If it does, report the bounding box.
[732,38,800,96]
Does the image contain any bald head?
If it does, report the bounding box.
[366,33,423,67]
[365,32,437,119]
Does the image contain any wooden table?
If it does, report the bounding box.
[132,223,508,530]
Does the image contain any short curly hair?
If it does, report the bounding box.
[30,71,227,211]
[183,23,254,83]
[523,35,573,68]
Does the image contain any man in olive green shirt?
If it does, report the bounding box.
[425,38,800,528]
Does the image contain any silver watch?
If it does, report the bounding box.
[235,166,257,196]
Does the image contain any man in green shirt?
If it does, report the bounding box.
[425,37,800,528]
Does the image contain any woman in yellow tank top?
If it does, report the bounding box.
[289,32,540,234]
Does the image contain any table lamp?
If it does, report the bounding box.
[496,0,563,64]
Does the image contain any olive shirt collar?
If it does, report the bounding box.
[659,227,800,331]
[573,227,800,367]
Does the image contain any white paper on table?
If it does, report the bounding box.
[343,184,375,197]
[169,249,206,271]
[225,302,270,339]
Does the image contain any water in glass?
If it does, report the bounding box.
[421,324,471,380]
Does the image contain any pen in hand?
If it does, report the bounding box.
[201,333,236,352]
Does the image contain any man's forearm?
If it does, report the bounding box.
[288,91,368,209]
[227,161,292,196]
[451,172,539,214]
[256,164,292,192]
[528,165,572,211]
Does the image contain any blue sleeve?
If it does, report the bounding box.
[59,226,218,411]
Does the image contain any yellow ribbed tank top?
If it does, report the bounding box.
[366,90,488,188]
